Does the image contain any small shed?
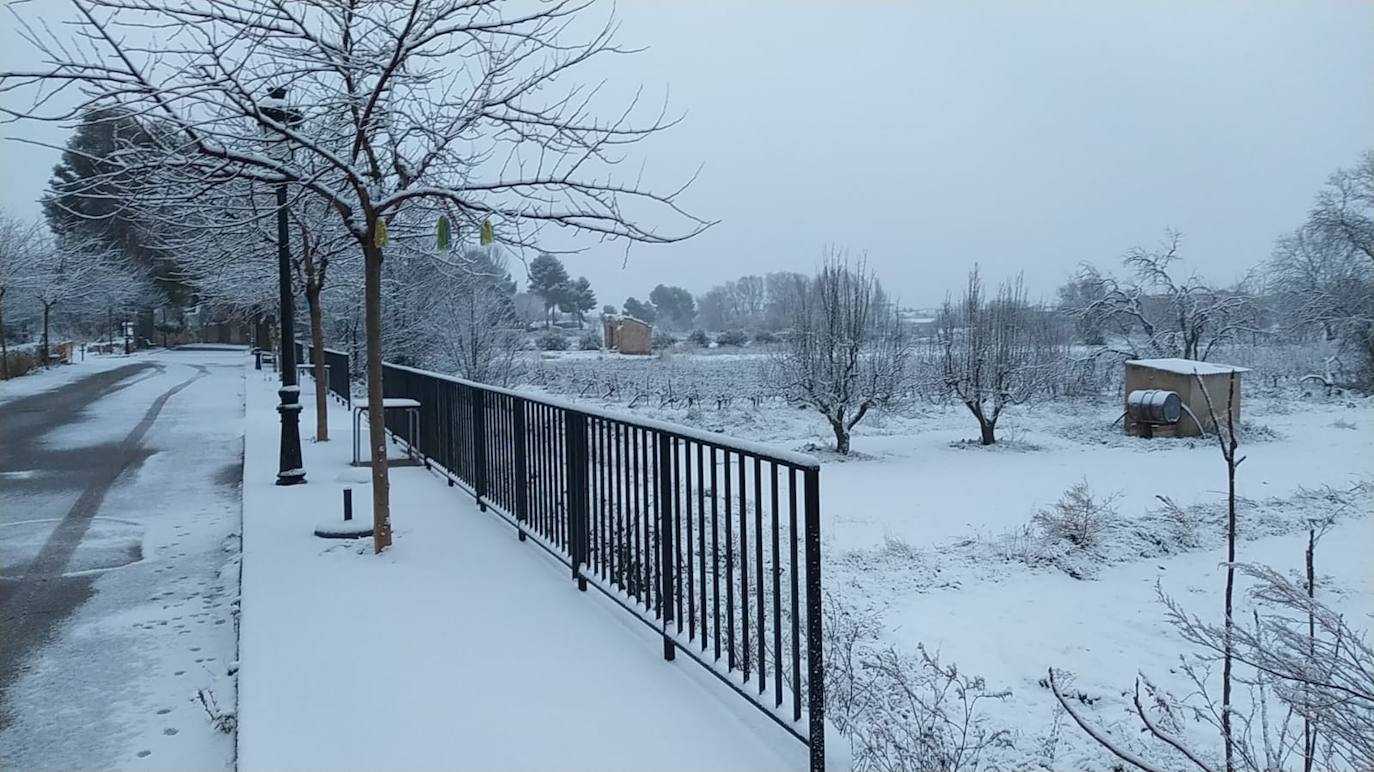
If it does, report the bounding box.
[603,315,653,355]
[1124,358,1248,438]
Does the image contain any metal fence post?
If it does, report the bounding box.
[657,433,676,662]
[566,412,589,590]
[513,397,529,542]
[472,386,488,511]
[804,467,825,772]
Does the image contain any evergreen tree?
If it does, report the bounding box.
[526,253,571,326]
[566,276,596,327]
[649,283,696,329]
[623,296,657,323]
[43,107,187,306]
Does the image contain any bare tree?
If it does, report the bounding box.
[1081,231,1260,361]
[773,252,910,455]
[2,0,708,552]
[1310,151,1374,265]
[935,267,1065,445]
[290,196,356,441]
[29,236,127,364]
[0,212,43,378]
[1268,154,1374,387]
[412,247,523,386]
[1159,544,1374,770]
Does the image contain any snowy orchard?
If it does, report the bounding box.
[525,346,1373,770]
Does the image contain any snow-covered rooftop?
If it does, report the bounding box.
[1125,358,1250,375]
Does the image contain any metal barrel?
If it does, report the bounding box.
[1127,389,1182,424]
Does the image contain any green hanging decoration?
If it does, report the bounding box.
[373,218,388,248]
[480,218,494,246]
[436,216,451,251]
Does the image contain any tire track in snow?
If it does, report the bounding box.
[0,365,207,727]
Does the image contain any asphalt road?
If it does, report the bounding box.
[0,351,245,761]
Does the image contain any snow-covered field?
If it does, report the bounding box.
[522,349,1374,769]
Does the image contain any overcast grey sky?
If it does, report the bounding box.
[3,1,1372,308]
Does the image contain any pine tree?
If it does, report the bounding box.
[527,253,571,326]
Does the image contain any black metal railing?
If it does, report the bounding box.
[297,341,352,407]
[321,348,351,407]
[381,362,825,770]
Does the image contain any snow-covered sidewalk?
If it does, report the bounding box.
[238,365,804,769]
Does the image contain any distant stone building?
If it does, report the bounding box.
[602,315,653,355]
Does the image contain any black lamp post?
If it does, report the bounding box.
[263,86,305,486]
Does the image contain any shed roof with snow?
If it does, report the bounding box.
[1125,358,1250,376]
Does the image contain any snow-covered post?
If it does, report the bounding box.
[566,411,590,593]
[803,466,825,772]
[656,432,675,660]
[512,398,529,542]
[471,386,488,511]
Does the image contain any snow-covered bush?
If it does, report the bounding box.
[1,347,39,380]
[652,330,677,350]
[823,593,1014,771]
[687,328,710,347]
[1032,480,1118,548]
[537,331,569,351]
[577,330,601,351]
[716,328,748,347]
[1151,494,1198,549]
[753,329,778,345]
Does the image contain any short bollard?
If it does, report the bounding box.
[255,350,263,370]
[313,486,371,539]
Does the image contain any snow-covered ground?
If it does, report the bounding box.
[238,364,811,769]
[0,349,243,768]
[519,350,1374,768]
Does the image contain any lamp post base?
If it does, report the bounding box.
[276,386,306,486]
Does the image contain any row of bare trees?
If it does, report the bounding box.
[1057,154,1374,388]
[771,252,1069,453]
[0,210,157,378]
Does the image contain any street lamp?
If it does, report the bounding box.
[262,86,306,486]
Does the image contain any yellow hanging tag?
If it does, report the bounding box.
[437,216,451,251]
[480,219,494,246]
[374,218,389,248]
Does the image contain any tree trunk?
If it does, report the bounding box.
[979,419,996,446]
[1221,372,1238,772]
[830,417,850,455]
[42,303,51,367]
[307,284,329,442]
[364,238,392,553]
[1303,528,1316,772]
